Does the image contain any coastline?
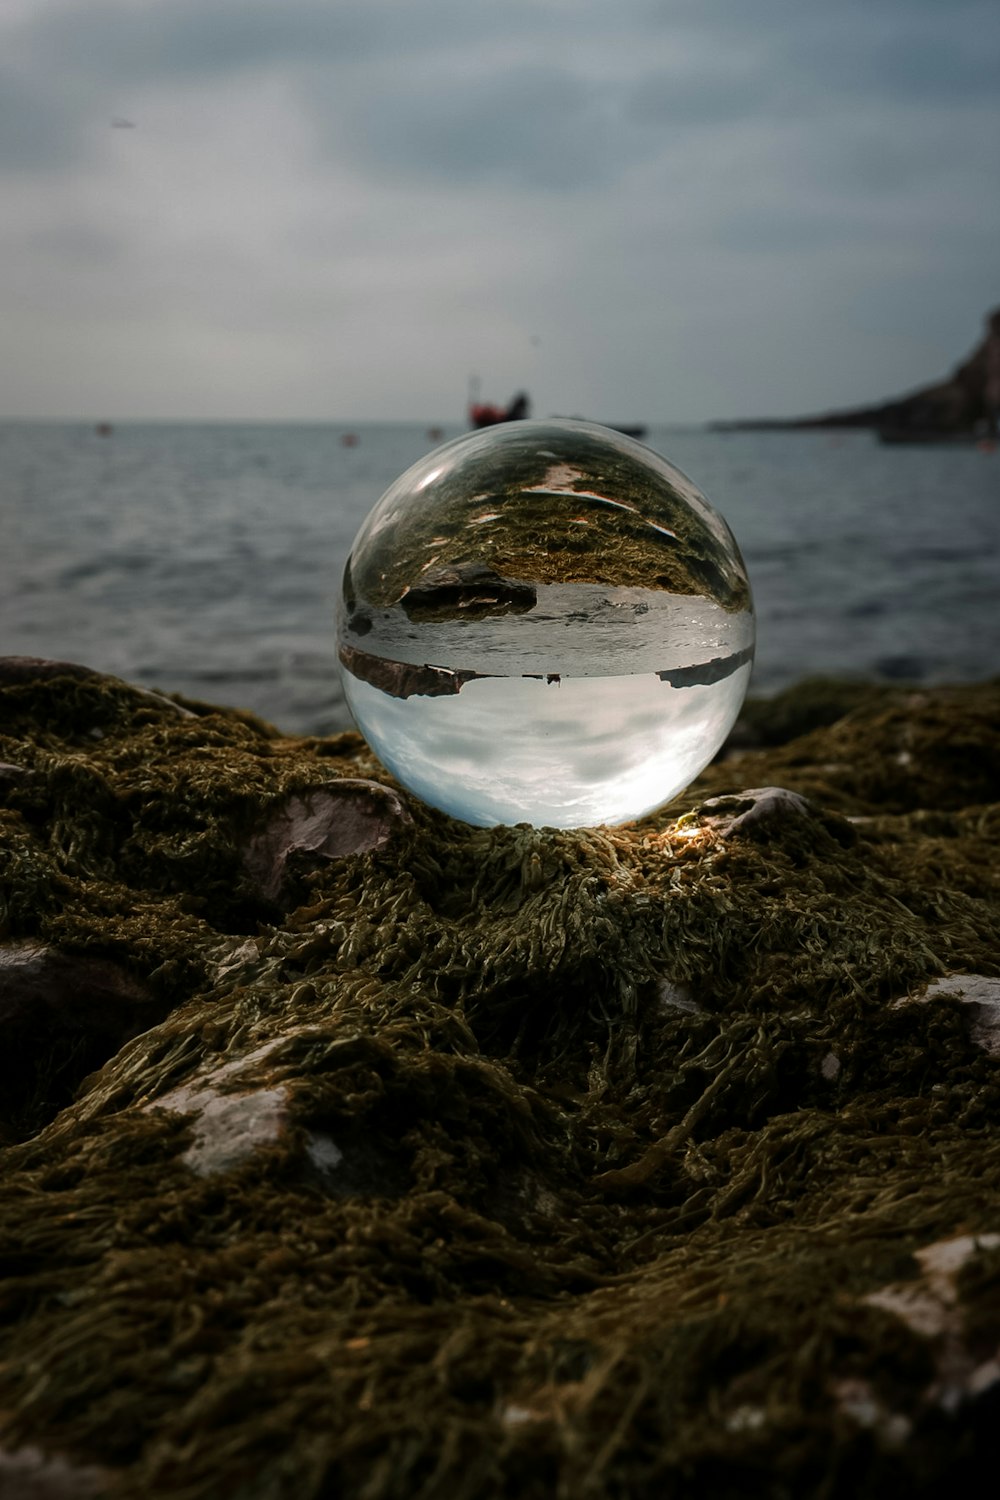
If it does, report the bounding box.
[1,658,998,1496]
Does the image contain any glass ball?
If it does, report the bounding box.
[336,419,754,828]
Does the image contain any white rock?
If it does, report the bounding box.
[499,1404,538,1428]
[306,1132,344,1175]
[147,1078,289,1177]
[919,974,1000,1056]
[655,979,701,1016]
[724,1405,766,1433]
[916,1232,1000,1288]
[697,786,813,839]
[0,1445,107,1499]
[829,1378,910,1447]
[863,1232,1000,1411]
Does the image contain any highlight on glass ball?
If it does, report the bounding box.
[336,419,754,829]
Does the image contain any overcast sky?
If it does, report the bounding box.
[2,0,998,424]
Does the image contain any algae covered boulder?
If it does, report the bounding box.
[0,660,999,1498]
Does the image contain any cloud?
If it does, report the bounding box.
[0,0,997,421]
[320,63,633,192]
[778,15,1000,107]
[0,64,93,172]
[16,0,376,79]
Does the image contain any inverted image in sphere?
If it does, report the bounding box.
[336,419,754,828]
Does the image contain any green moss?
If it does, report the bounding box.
[0,668,998,1497]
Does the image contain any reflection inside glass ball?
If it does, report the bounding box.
[336,419,754,828]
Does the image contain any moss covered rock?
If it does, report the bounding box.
[0,662,998,1498]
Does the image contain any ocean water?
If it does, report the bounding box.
[1,420,998,736]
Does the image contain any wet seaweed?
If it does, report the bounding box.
[0,668,999,1497]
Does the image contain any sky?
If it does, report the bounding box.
[2,0,998,425]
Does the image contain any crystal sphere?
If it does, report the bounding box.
[336,419,754,828]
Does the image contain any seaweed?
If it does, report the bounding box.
[0,665,999,1497]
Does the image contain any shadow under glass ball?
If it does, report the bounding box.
[336,419,754,828]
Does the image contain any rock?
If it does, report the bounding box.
[0,944,166,1137]
[0,655,193,717]
[911,973,1000,1057]
[864,1234,1000,1413]
[243,781,412,902]
[338,642,488,701]
[828,1378,911,1448]
[147,1079,290,1177]
[141,1036,296,1176]
[696,785,813,837]
[712,305,1000,437]
[0,943,159,1039]
[399,564,537,623]
[305,1131,344,1177]
[656,645,754,689]
[140,1037,399,1191]
[0,657,99,685]
[653,978,701,1016]
[0,1446,108,1499]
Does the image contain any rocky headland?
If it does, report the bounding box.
[1,658,999,1498]
[712,307,1000,439]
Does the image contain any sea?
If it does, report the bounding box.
[1,419,997,736]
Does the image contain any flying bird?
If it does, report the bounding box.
[111,118,136,129]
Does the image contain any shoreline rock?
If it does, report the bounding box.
[0,659,998,1497]
[712,306,1000,437]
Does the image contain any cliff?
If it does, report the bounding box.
[712,307,1000,437]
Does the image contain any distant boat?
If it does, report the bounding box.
[469,387,531,428]
[468,384,647,440]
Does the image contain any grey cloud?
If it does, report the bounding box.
[0,0,394,175]
[11,0,615,82]
[2,0,645,180]
[641,0,1000,107]
[0,66,90,171]
[7,0,997,186]
[643,0,997,35]
[0,0,996,424]
[783,29,1000,107]
[20,221,124,266]
[708,206,861,257]
[11,0,1000,103]
[0,0,388,177]
[341,65,631,191]
[871,34,1000,103]
[16,1,381,79]
[626,68,772,131]
[829,119,998,196]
